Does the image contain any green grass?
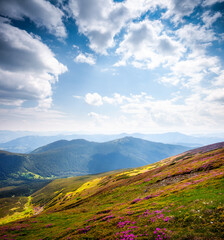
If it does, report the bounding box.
[0,196,28,218]
[0,196,33,225]
[0,146,223,239]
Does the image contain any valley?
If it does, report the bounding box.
[0,137,189,185]
[0,142,223,239]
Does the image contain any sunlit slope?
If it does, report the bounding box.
[0,142,223,239]
[0,137,189,181]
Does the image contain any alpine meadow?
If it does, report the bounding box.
[0,0,224,240]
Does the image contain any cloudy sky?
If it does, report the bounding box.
[0,0,224,134]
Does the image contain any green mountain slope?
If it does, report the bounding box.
[0,137,189,181]
[0,142,223,239]
[1,131,223,153]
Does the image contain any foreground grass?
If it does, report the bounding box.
[0,145,223,239]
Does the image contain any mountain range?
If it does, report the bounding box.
[0,131,223,153]
[0,137,189,183]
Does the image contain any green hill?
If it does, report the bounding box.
[0,142,223,239]
[0,137,189,181]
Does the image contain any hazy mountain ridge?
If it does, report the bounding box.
[0,137,189,183]
[0,131,223,153]
[0,141,223,239]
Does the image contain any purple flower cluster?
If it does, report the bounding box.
[102,214,114,222]
[154,227,171,240]
[77,225,91,234]
[138,208,172,223]
[144,195,152,200]
[115,230,137,240]
[45,224,53,228]
[130,198,142,204]
[117,220,137,228]
[118,220,132,228]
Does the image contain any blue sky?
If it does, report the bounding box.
[0,0,224,134]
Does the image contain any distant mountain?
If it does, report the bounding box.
[0,137,189,182]
[0,134,126,153]
[131,132,224,147]
[0,131,32,143]
[0,130,68,143]
[0,135,69,153]
[0,132,223,153]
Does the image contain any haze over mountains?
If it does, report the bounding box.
[0,131,223,153]
[0,137,189,183]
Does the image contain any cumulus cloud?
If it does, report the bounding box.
[68,0,165,54]
[103,93,126,105]
[202,11,222,28]
[68,0,222,56]
[0,0,66,38]
[85,93,103,106]
[82,91,224,132]
[176,23,217,50]
[83,92,149,106]
[115,20,185,69]
[74,52,96,65]
[155,14,223,89]
[163,0,201,23]
[0,20,67,108]
[69,0,124,54]
[168,55,220,87]
[121,92,224,130]
[160,55,221,90]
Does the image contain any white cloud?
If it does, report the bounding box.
[68,0,222,57]
[0,107,81,132]
[85,93,103,106]
[202,11,222,28]
[213,70,224,86]
[0,21,67,108]
[103,93,127,105]
[162,0,201,23]
[203,0,224,6]
[84,92,149,106]
[0,99,24,107]
[160,54,221,89]
[88,112,109,121]
[157,19,223,89]
[68,0,222,56]
[74,52,96,65]
[68,0,166,54]
[81,91,224,132]
[69,0,126,54]
[177,23,217,50]
[73,95,82,99]
[0,0,66,38]
[72,44,79,49]
[120,92,224,130]
[205,88,224,103]
[115,20,185,69]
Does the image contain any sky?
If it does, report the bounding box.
[0,0,224,134]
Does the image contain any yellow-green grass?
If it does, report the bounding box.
[0,196,27,218]
[0,146,223,239]
[0,196,33,225]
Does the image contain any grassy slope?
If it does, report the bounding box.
[0,137,189,181]
[0,143,223,240]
